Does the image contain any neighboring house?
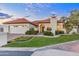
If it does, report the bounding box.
[0,25,4,32]
[3,18,37,34]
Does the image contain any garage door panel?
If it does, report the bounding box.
[10,26,29,34]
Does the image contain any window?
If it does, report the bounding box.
[19,25,25,27]
[47,27,51,31]
[22,25,25,27]
[14,25,18,27]
[14,25,26,27]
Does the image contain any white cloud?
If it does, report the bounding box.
[24,3,55,20]
[50,11,57,15]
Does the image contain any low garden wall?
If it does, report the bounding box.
[0,32,7,46]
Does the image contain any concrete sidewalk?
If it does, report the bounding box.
[0,47,79,56]
[32,49,79,56]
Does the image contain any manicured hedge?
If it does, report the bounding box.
[43,31,53,36]
[55,31,64,35]
[25,28,38,35]
[25,30,38,35]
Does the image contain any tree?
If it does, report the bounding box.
[64,9,79,33]
[69,9,79,26]
[64,19,73,33]
[60,16,67,21]
[59,16,71,33]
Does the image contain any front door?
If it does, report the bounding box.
[40,24,44,33]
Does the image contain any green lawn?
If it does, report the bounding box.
[4,34,79,47]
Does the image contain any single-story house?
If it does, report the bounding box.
[3,18,38,34]
[3,16,65,34]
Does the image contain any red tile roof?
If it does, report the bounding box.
[32,20,40,26]
[3,18,31,24]
[3,16,57,27]
[32,18,50,26]
[3,18,38,27]
[39,18,50,23]
[32,16,57,26]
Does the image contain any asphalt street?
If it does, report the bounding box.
[0,51,34,56]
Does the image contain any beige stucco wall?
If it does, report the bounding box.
[3,23,32,34]
[0,32,7,46]
[43,23,51,31]
[39,23,51,32]
[57,23,64,31]
[39,22,64,32]
[29,24,38,31]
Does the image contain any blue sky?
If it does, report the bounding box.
[0,3,79,21]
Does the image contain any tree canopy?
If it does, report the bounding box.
[61,9,79,33]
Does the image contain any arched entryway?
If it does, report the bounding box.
[39,24,45,33]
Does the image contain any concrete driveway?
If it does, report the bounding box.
[7,33,60,41]
[32,40,79,56]
[53,41,79,53]
[7,33,25,41]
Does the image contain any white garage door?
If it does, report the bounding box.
[10,25,29,34]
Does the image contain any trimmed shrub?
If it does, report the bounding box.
[25,28,38,35]
[29,28,34,31]
[55,31,64,35]
[47,27,52,31]
[43,31,53,36]
[25,30,38,35]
